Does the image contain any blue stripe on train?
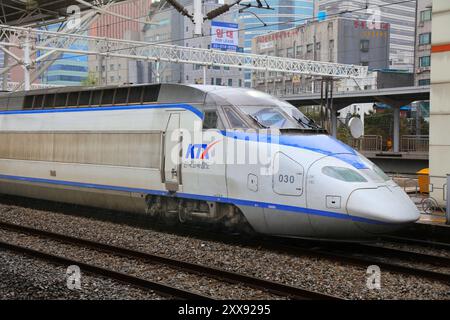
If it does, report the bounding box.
[0,103,205,119]
[0,173,387,225]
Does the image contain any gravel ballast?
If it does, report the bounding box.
[0,198,449,300]
[0,249,164,300]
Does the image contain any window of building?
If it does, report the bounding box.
[361,61,369,66]
[239,79,242,87]
[419,55,431,67]
[418,79,431,86]
[213,65,220,70]
[215,78,222,86]
[228,79,233,86]
[419,33,431,45]
[296,45,302,56]
[360,40,370,52]
[420,9,432,22]
[286,47,294,58]
[211,78,214,85]
[315,42,321,50]
[224,66,230,71]
[306,44,313,53]
[329,40,334,61]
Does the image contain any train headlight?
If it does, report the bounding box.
[322,166,367,183]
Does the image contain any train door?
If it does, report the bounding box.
[163,113,182,192]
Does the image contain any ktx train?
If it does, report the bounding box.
[0,84,420,240]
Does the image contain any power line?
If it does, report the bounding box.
[36,0,412,66]
[5,0,415,84]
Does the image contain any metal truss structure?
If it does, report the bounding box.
[1,81,61,91]
[0,0,127,27]
[0,23,368,91]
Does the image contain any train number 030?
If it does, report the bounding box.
[278,174,295,184]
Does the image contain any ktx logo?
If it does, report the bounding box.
[186,140,221,159]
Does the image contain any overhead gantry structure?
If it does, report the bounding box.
[0,0,128,27]
[0,24,368,91]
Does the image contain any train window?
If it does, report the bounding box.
[223,107,249,128]
[23,96,34,109]
[128,87,142,104]
[203,110,220,129]
[33,95,44,109]
[54,93,67,107]
[114,88,128,105]
[91,90,102,106]
[43,94,56,108]
[67,92,79,107]
[78,91,91,106]
[0,97,9,109]
[322,166,367,183]
[101,89,115,105]
[142,86,158,103]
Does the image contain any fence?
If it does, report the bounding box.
[400,135,429,152]
[347,135,383,152]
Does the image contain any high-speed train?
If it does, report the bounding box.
[0,84,420,240]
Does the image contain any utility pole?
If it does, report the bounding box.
[20,30,32,91]
[193,0,203,36]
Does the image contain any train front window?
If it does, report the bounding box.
[223,107,249,129]
[238,106,302,129]
[203,110,225,129]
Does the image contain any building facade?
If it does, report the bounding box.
[252,17,390,95]
[88,0,153,85]
[429,0,450,206]
[40,24,89,86]
[415,0,432,86]
[143,0,244,86]
[240,0,314,87]
[314,0,417,72]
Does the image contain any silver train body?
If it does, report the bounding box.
[0,84,420,240]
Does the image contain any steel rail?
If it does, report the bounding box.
[382,235,450,251]
[0,221,342,300]
[341,242,450,267]
[0,240,212,300]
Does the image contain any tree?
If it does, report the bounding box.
[81,72,98,86]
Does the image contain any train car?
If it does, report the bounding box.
[0,84,420,240]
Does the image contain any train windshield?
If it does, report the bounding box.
[238,105,317,130]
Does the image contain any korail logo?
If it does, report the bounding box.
[168,120,281,176]
[67,5,82,30]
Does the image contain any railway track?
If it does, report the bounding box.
[149,224,450,284]
[382,235,450,251]
[0,221,342,300]
[0,196,448,289]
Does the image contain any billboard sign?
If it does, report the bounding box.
[211,21,239,51]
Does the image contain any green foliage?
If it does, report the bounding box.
[81,72,98,86]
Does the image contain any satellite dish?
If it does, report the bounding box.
[348,117,363,139]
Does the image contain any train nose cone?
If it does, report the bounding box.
[346,186,420,234]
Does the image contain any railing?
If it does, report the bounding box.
[400,135,429,153]
[347,135,383,152]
